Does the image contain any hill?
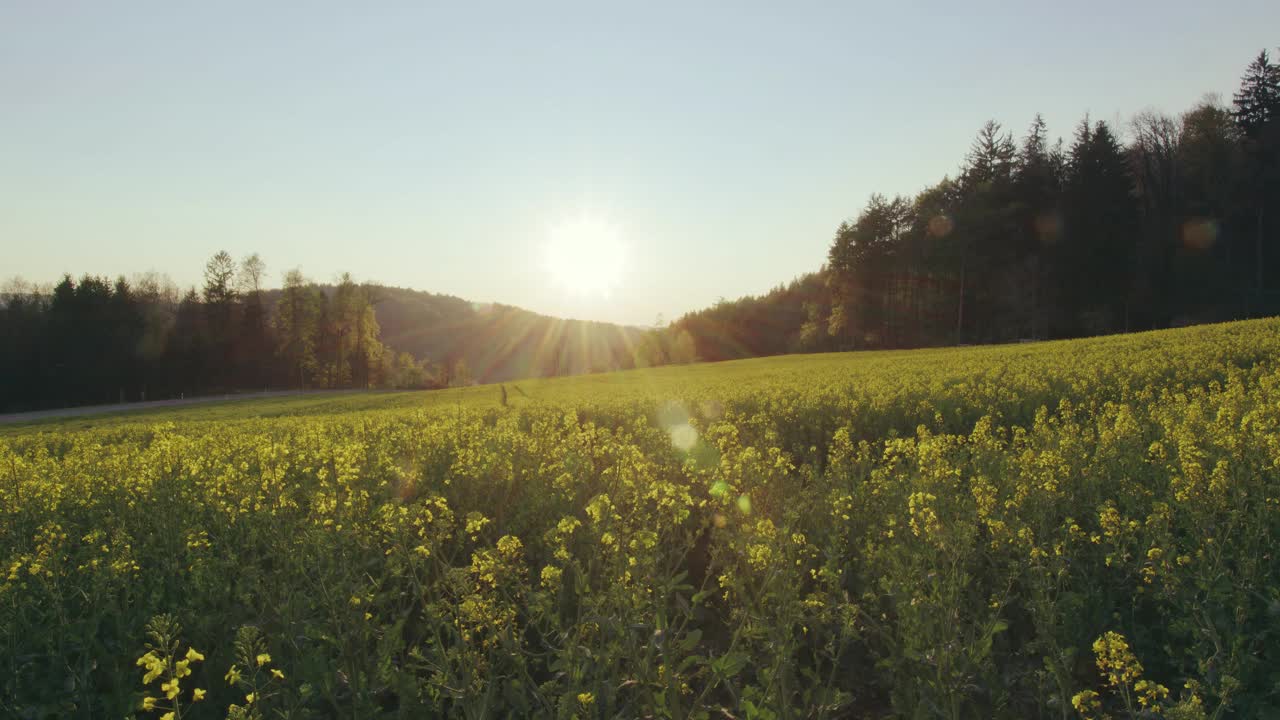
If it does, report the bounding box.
[262,284,645,384]
[364,285,646,382]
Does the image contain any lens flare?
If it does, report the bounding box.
[1034,212,1062,245]
[658,400,699,451]
[698,399,723,420]
[1182,218,1218,250]
[669,422,698,452]
[927,215,954,238]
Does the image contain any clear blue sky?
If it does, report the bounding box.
[4,1,1277,326]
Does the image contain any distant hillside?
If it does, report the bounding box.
[272,285,645,384]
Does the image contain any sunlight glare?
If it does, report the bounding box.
[543,214,628,297]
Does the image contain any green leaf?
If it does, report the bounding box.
[679,629,703,653]
[712,652,749,679]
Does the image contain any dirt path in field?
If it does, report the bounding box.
[0,390,343,425]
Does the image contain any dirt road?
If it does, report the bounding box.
[0,390,336,425]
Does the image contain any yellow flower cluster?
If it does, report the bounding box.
[134,617,205,719]
[907,492,940,540]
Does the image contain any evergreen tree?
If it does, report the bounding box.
[1232,51,1280,139]
[168,288,207,397]
[827,195,912,348]
[1012,114,1063,338]
[1232,50,1280,304]
[108,277,144,402]
[908,178,960,345]
[1059,120,1139,334]
[0,279,47,411]
[955,121,1017,341]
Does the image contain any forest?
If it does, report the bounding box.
[645,50,1280,363]
[0,253,437,412]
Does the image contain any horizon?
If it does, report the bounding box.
[4,2,1279,326]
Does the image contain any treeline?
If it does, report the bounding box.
[643,49,1280,363]
[0,252,438,413]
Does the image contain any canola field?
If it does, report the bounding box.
[4,319,1280,719]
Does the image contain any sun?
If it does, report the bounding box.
[543,214,627,297]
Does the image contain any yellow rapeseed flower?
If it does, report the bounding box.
[1071,690,1101,716]
[540,565,562,589]
[496,534,522,557]
[137,651,165,684]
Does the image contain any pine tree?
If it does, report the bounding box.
[826,195,912,347]
[956,121,1017,342]
[1232,50,1280,302]
[168,288,207,397]
[1232,51,1279,140]
[1013,114,1063,338]
[1060,120,1139,334]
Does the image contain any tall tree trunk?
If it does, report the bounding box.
[1258,206,1265,303]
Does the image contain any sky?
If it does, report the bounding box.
[3,1,1278,327]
